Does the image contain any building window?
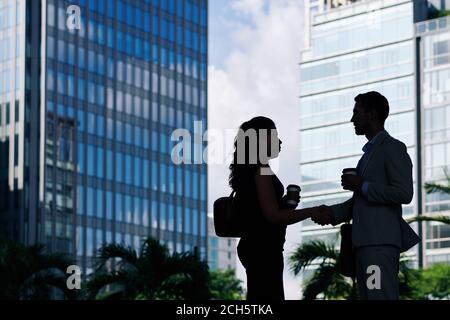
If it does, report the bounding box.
[87,228,93,256]
[184,208,190,234]
[116,90,123,112]
[47,3,55,26]
[125,154,132,185]
[58,40,65,63]
[116,193,123,222]
[143,160,149,188]
[47,37,54,59]
[143,199,149,227]
[96,147,103,178]
[107,149,113,180]
[134,197,140,225]
[87,145,94,176]
[106,192,113,220]
[96,189,103,218]
[134,156,140,187]
[88,81,95,103]
[78,78,85,100]
[116,152,123,183]
[87,188,94,216]
[193,209,198,235]
[125,195,132,224]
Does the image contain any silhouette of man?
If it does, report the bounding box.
[313,91,419,300]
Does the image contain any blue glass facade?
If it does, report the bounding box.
[0,0,25,243]
[0,0,208,277]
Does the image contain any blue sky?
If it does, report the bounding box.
[209,0,270,68]
[209,0,242,68]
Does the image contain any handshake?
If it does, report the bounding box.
[310,205,335,226]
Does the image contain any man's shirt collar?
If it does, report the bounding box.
[362,130,386,153]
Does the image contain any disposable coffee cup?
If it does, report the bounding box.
[342,168,358,176]
[286,184,301,208]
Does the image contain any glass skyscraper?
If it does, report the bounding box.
[207,214,237,271]
[299,0,424,277]
[416,14,450,264]
[300,0,450,279]
[0,0,208,277]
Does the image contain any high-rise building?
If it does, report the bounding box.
[0,0,208,277]
[416,13,450,264]
[207,214,237,271]
[299,0,431,279]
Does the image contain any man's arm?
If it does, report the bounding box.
[312,197,354,226]
[366,141,413,205]
[329,197,354,225]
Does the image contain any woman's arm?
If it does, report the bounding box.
[254,167,316,225]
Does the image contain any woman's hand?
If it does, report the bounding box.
[281,194,300,209]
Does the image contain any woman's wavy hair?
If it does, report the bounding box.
[228,116,277,192]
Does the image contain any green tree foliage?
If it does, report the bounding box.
[412,263,450,300]
[0,238,77,300]
[289,240,356,300]
[86,237,211,300]
[209,269,244,300]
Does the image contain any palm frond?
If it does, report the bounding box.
[32,252,73,275]
[22,271,77,300]
[424,167,450,195]
[289,240,338,276]
[138,238,171,279]
[96,290,124,300]
[94,244,138,272]
[88,237,211,300]
[140,238,170,263]
[424,182,450,195]
[0,239,76,300]
[155,273,192,300]
[325,273,354,300]
[302,265,338,300]
[406,215,450,225]
[398,256,422,299]
[162,251,211,300]
[86,271,127,300]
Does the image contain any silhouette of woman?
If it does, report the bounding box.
[229,116,316,300]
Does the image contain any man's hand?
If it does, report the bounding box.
[341,174,364,192]
[311,205,334,226]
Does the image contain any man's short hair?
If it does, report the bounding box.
[354,91,390,124]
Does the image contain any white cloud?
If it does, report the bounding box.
[231,0,266,16]
[208,0,305,300]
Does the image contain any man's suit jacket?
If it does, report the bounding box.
[331,131,420,252]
